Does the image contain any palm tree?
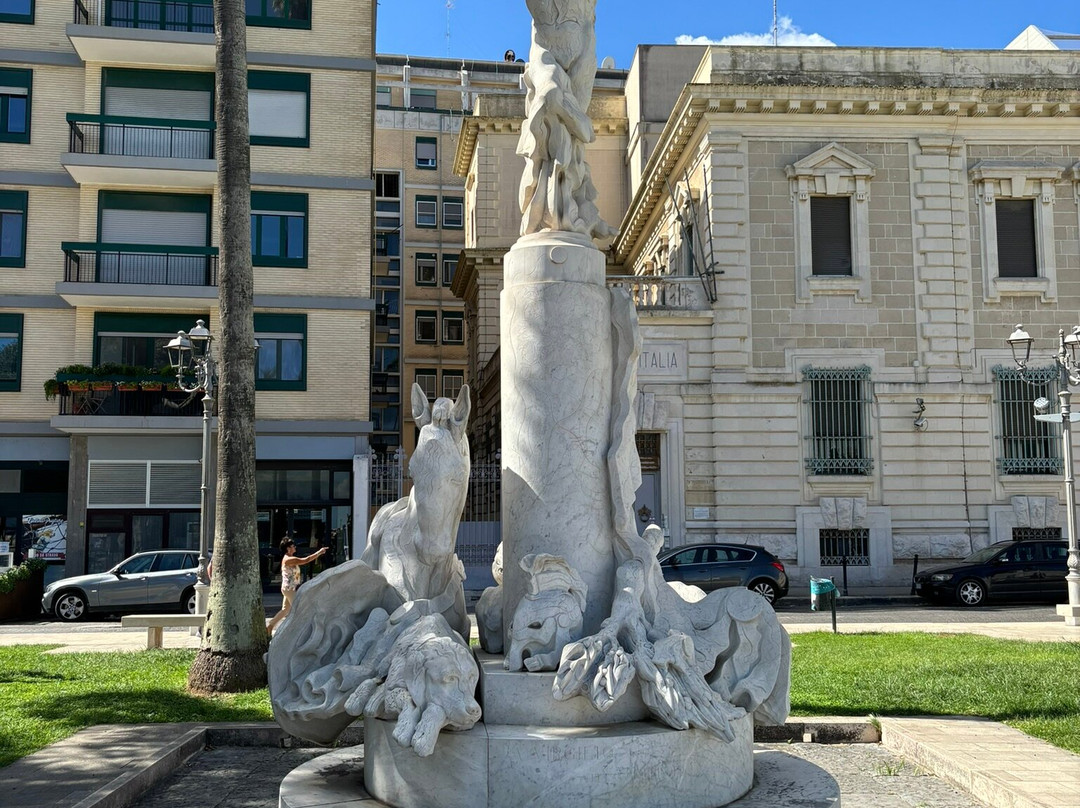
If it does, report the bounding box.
[188,0,266,693]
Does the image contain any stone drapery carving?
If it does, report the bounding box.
[1011,495,1060,530]
[819,497,868,531]
[505,553,588,672]
[550,290,791,739]
[269,385,481,757]
[517,0,615,240]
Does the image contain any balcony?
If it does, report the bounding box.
[58,242,219,308]
[62,115,216,188]
[52,381,208,434]
[68,0,215,66]
[606,275,712,312]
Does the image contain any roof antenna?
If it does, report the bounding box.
[446,0,454,57]
[772,0,778,47]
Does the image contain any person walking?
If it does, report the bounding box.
[267,539,326,636]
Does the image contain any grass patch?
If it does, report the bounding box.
[1,632,1077,767]
[0,645,271,768]
[789,632,1080,754]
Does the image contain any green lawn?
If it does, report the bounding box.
[0,632,1076,768]
[789,631,1080,754]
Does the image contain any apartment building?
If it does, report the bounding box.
[456,45,1080,586]
[0,0,375,580]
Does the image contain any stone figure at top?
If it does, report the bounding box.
[518,0,616,240]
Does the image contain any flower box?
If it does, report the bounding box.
[116,382,139,392]
[91,381,114,392]
[139,381,163,392]
[66,381,90,392]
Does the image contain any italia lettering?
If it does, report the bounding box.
[640,351,678,370]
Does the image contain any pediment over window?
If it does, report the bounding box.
[785,142,876,200]
[969,161,1062,203]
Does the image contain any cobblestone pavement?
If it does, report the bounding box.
[126,742,992,808]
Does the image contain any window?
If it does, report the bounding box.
[995,200,1037,278]
[994,365,1061,475]
[970,162,1062,302]
[1013,527,1062,542]
[415,311,437,344]
[375,231,400,257]
[94,312,209,369]
[251,192,307,268]
[0,68,31,144]
[415,197,437,229]
[442,254,458,287]
[803,366,872,476]
[415,253,437,286]
[376,86,392,108]
[410,89,437,110]
[248,71,310,148]
[442,312,464,345]
[415,137,437,169]
[819,528,870,566]
[442,197,464,229]
[415,369,437,400]
[787,142,874,302]
[810,197,852,276]
[375,172,401,230]
[0,0,33,24]
[245,0,310,28]
[0,190,27,268]
[442,371,463,400]
[0,313,22,392]
[374,347,399,373]
[254,313,306,391]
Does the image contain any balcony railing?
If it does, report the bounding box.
[74,0,214,32]
[62,243,219,287]
[57,383,206,417]
[606,275,711,311]
[74,0,312,30]
[67,114,215,160]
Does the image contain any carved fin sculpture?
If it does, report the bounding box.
[505,553,588,672]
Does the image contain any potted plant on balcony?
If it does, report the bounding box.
[116,381,140,392]
[51,365,95,397]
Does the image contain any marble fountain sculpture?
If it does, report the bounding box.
[269,2,793,806]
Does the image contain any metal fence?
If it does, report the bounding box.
[68,115,215,160]
[366,451,502,589]
[74,0,214,32]
[63,244,219,287]
[803,365,874,476]
[993,365,1062,475]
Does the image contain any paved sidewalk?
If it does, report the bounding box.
[3,718,1076,808]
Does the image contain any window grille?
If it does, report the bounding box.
[819,528,870,566]
[803,366,873,475]
[993,365,1061,475]
[636,432,661,472]
[1012,526,1061,542]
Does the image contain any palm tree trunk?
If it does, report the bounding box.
[188,0,266,693]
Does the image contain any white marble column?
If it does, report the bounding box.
[501,232,616,640]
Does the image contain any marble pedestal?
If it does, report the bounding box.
[281,743,841,808]
[352,651,757,808]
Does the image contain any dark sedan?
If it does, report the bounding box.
[913,539,1069,606]
[658,543,789,604]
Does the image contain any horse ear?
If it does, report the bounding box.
[451,384,471,428]
[412,383,431,428]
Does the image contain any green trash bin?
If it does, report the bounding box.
[810,576,837,612]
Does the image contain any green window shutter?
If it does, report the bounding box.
[251,192,308,268]
[0,67,32,144]
[254,313,307,391]
[248,71,310,147]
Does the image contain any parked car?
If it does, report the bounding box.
[912,539,1069,606]
[42,550,200,622]
[657,543,789,604]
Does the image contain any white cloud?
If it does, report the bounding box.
[676,16,836,48]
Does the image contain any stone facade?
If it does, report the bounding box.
[457,44,1080,587]
[0,2,375,575]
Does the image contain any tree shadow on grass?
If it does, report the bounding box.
[23,686,271,732]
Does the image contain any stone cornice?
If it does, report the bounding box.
[613,81,1080,263]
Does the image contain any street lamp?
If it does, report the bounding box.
[167,320,216,616]
[1007,323,1080,627]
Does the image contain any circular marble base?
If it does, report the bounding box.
[280,738,841,808]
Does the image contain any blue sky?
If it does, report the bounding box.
[375,1,1077,69]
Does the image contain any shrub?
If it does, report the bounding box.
[0,559,46,595]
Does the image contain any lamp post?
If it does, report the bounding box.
[166,320,216,616]
[1007,324,1080,626]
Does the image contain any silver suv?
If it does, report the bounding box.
[42,551,199,622]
